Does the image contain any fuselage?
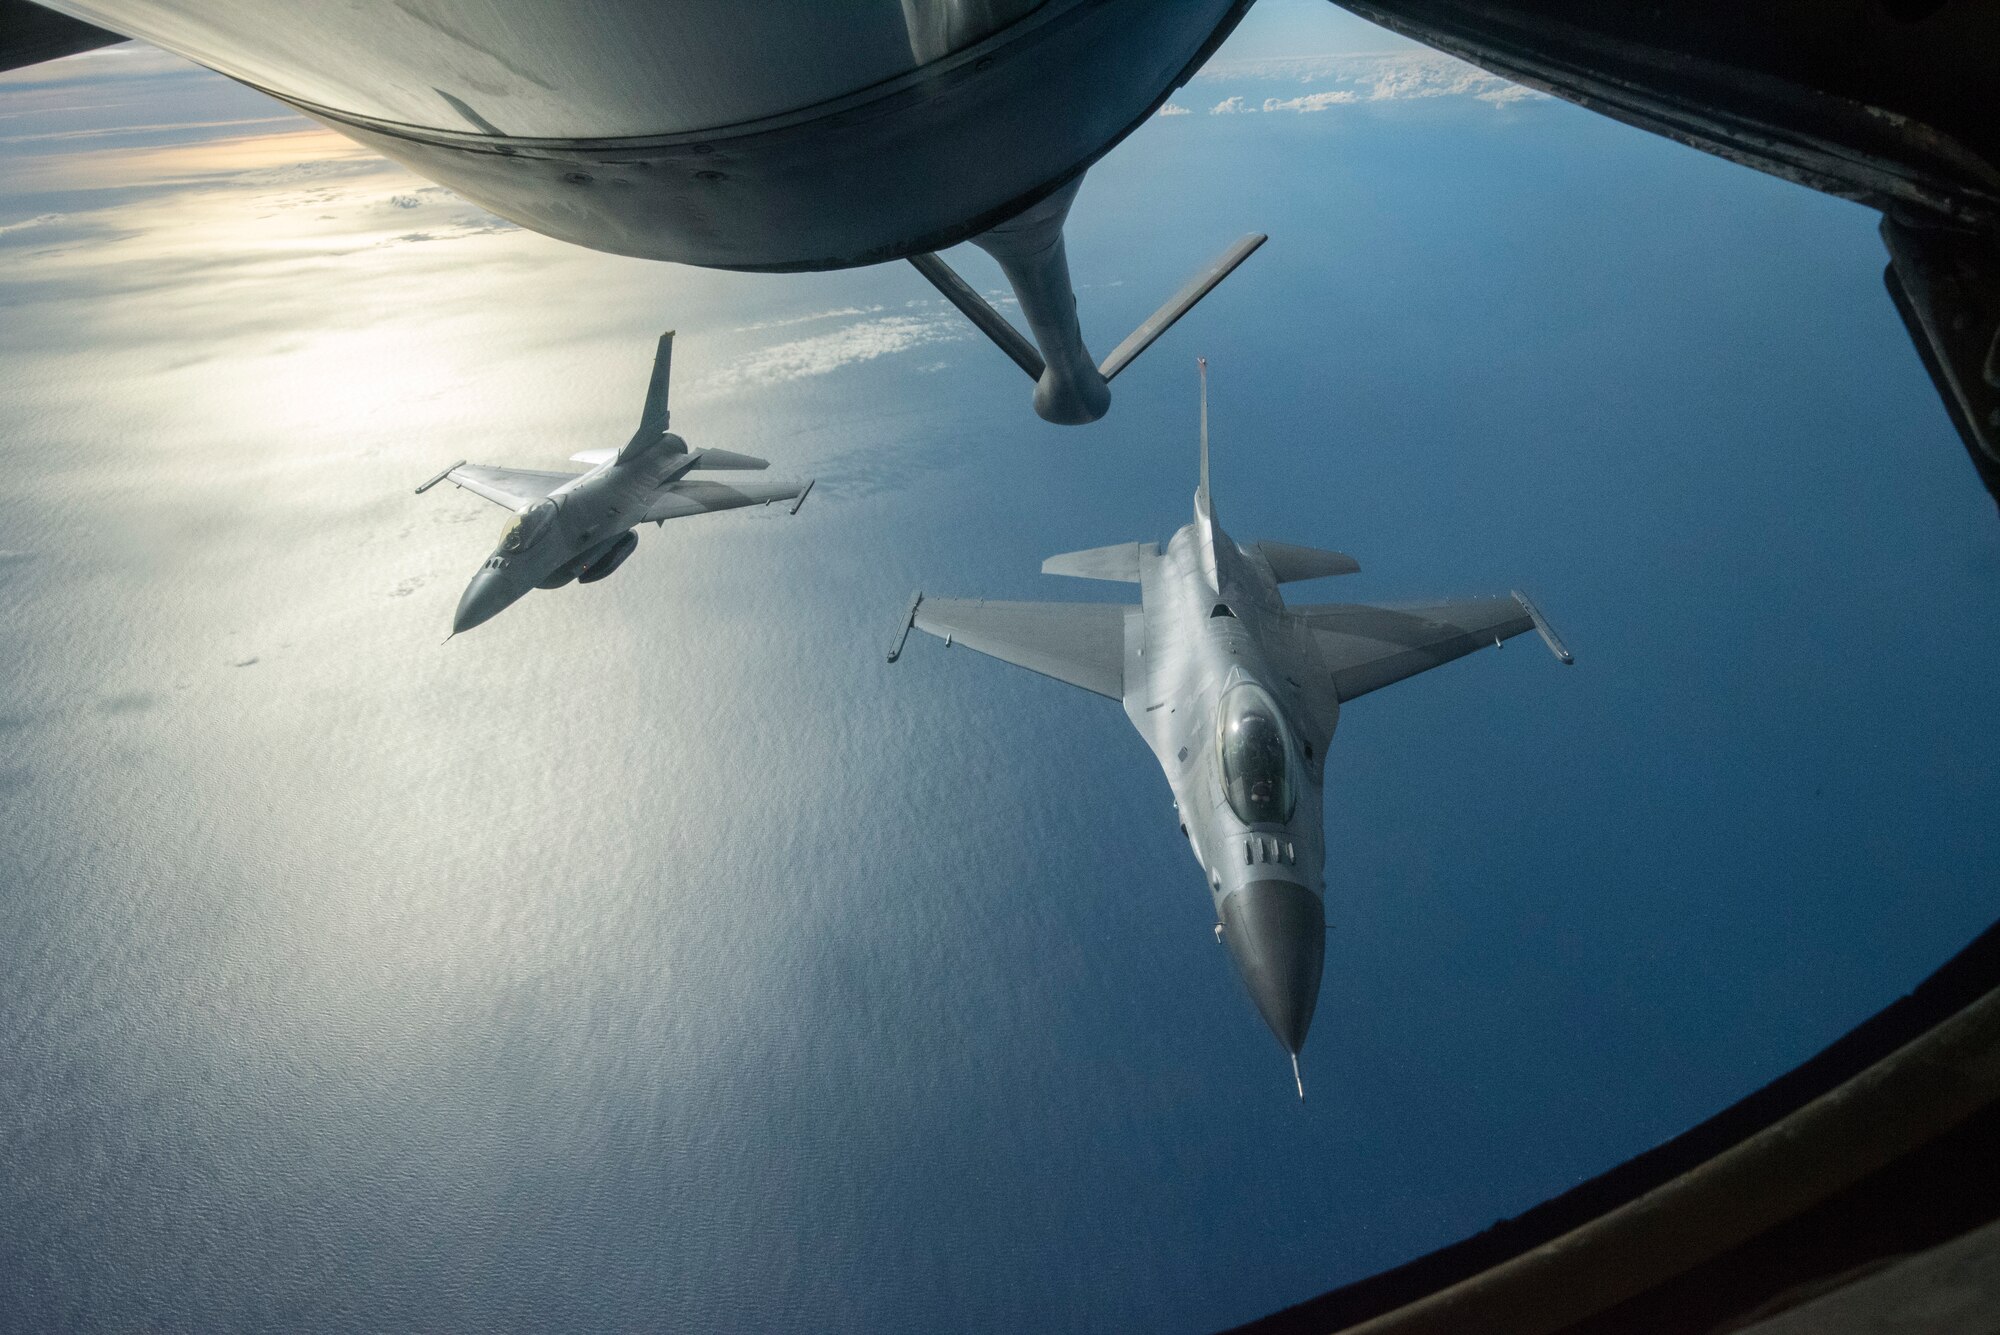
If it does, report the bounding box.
[1122,494,1335,1055]
[454,436,688,633]
[38,0,1249,271]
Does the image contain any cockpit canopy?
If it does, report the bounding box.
[1218,682,1297,825]
[500,499,557,554]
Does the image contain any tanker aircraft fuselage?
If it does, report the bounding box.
[29,0,1263,424]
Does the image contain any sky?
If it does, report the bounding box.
[3,3,1999,1332]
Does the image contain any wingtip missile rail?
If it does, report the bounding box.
[414,460,467,495]
[1511,590,1575,665]
[886,591,924,663]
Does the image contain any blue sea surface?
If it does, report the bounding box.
[2,27,1998,1335]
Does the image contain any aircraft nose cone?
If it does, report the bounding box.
[1220,880,1326,1055]
[452,569,518,634]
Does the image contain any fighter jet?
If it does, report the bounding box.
[888,360,1571,1092]
[417,332,811,635]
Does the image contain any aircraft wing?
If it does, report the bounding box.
[906,598,1129,700]
[1292,596,1539,702]
[642,477,812,522]
[437,464,580,510]
[0,3,124,75]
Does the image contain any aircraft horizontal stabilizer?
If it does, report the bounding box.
[1255,541,1360,583]
[688,448,770,470]
[1042,541,1149,582]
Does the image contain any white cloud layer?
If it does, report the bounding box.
[696,314,968,394]
[1191,50,1545,113]
[1258,91,1359,113]
[0,212,63,236]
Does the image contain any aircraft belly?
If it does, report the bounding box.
[52,0,1247,270]
[43,0,931,136]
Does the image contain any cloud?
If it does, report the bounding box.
[1156,102,1191,118]
[0,115,298,147]
[1,126,376,194]
[728,305,889,335]
[696,314,968,393]
[1259,91,1360,113]
[0,120,521,313]
[0,44,982,470]
[0,213,63,236]
[1193,50,1545,109]
[228,155,381,188]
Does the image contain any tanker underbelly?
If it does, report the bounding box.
[56,0,1247,270]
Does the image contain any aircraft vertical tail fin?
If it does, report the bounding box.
[1195,357,1219,589]
[622,330,676,459]
[1198,356,1211,505]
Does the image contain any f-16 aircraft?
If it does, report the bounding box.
[889,361,1571,1092]
[417,332,811,636]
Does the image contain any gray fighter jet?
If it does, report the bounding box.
[417,332,811,635]
[889,361,1571,1093]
